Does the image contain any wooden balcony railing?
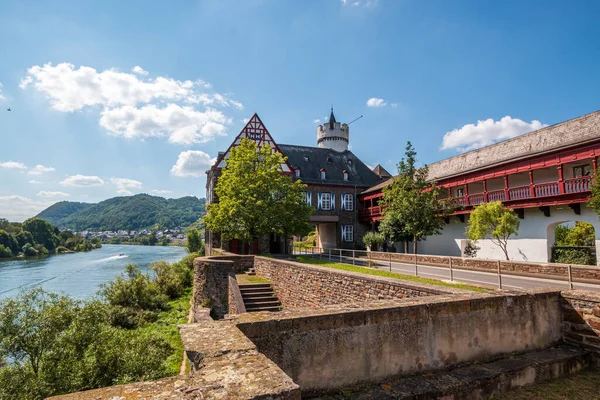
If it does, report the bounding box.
[469,193,485,206]
[565,177,591,193]
[359,176,593,220]
[508,185,531,200]
[534,182,560,197]
[488,190,506,202]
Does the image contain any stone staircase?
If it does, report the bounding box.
[239,283,282,312]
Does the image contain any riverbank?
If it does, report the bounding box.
[0,249,199,399]
[0,244,187,300]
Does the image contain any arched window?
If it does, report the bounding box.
[320,169,326,180]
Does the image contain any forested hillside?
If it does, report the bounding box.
[36,194,206,231]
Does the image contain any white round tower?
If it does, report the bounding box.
[317,108,349,152]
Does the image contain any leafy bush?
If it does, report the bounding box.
[22,243,38,257]
[551,247,596,266]
[186,228,203,253]
[363,231,385,251]
[101,264,168,316]
[150,260,191,299]
[0,244,12,258]
[0,290,172,399]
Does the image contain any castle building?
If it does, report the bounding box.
[359,110,600,264]
[205,110,383,254]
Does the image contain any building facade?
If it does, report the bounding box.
[359,110,600,264]
[205,110,383,254]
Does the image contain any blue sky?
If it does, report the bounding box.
[1,0,600,221]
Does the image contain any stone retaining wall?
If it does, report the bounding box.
[369,252,600,281]
[49,307,300,400]
[561,290,600,357]
[253,256,458,309]
[228,275,246,315]
[234,289,563,394]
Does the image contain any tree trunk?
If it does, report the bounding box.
[404,241,408,254]
[413,236,418,254]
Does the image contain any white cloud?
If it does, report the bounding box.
[60,174,105,187]
[131,66,149,76]
[0,82,5,101]
[37,191,70,198]
[110,177,143,196]
[241,117,250,124]
[99,104,231,145]
[366,97,387,108]
[29,180,44,184]
[171,150,215,177]
[341,0,378,7]
[0,161,27,170]
[441,116,549,152]
[28,164,55,175]
[152,189,173,195]
[20,62,243,112]
[313,119,321,124]
[0,195,54,222]
[390,103,398,108]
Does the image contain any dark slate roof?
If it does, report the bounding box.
[278,144,382,187]
[373,164,392,178]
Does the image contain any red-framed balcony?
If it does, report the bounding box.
[359,176,593,222]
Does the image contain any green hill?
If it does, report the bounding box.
[36,194,206,231]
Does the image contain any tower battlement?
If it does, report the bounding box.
[316,108,349,152]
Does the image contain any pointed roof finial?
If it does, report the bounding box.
[329,106,337,129]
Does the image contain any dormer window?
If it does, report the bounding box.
[326,157,333,163]
[320,169,326,180]
[295,168,301,178]
[348,159,353,165]
[343,170,349,181]
[303,156,309,162]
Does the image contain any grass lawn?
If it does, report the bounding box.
[295,256,487,293]
[493,369,600,400]
[138,286,192,375]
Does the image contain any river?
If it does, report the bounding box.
[0,244,188,300]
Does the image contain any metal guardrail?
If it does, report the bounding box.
[291,246,600,290]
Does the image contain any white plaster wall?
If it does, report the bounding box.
[416,205,600,263]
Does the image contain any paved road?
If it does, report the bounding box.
[295,252,600,293]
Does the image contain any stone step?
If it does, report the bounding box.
[244,305,282,312]
[239,284,272,290]
[242,294,277,301]
[241,291,275,298]
[245,300,282,308]
[309,345,591,400]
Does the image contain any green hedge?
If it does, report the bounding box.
[551,247,596,266]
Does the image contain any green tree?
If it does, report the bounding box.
[204,138,313,253]
[363,231,385,251]
[466,201,520,260]
[0,230,18,255]
[22,218,59,253]
[380,142,451,254]
[186,228,203,253]
[554,222,595,247]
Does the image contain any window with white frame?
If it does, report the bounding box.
[343,171,349,181]
[295,168,301,178]
[320,169,326,180]
[342,225,354,242]
[344,193,354,211]
[321,192,331,210]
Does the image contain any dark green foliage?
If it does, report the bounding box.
[554,222,595,247]
[551,247,596,266]
[0,245,12,258]
[21,218,60,253]
[36,194,206,231]
[0,291,172,399]
[22,243,39,257]
[186,228,203,253]
[150,260,192,299]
